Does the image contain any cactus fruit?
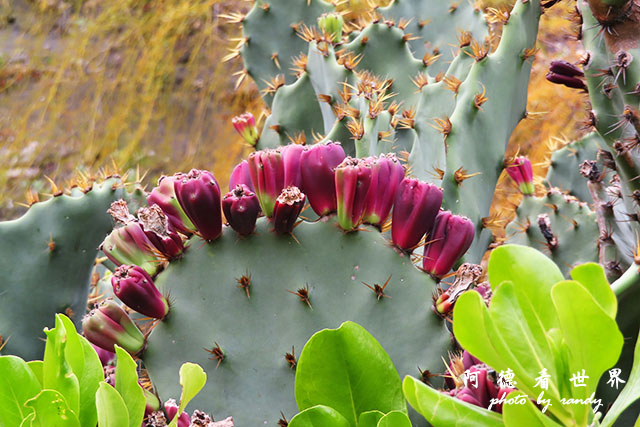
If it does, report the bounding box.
[222,185,261,236]
[505,156,535,196]
[174,170,223,242]
[82,299,145,354]
[111,265,169,319]
[271,186,305,234]
[423,211,475,279]
[232,112,259,146]
[391,178,442,252]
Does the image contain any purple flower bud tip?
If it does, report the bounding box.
[82,299,145,354]
[222,184,261,236]
[546,71,586,90]
[423,211,475,278]
[137,205,185,260]
[147,174,195,235]
[174,169,222,242]
[391,178,443,252]
[232,112,259,146]
[229,160,255,193]
[248,149,285,218]
[112,265,169,319]
[272,186,305,235]
[362,153,405,227]
[281,144,305,190]
[549,60,583,77]
[505,156,534,195]
[165,399,191,427]
[92,343,116,366]
[335,157,373,231]
[300,141,346,216]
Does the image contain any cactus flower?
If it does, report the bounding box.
[335,157,373,231]
[362,153,405,227]
[174,169,223,242]
[100,222,161,276]
[165,399,191,427]
[147,174,196,235]
[271,186,305,235]
[391,178,442,251]
[82,299,145,354]
[248,149,285,217]
[137,205,184,260]
[112,265,169,319]
[300,141,346,216]
[505,156,534,195]
[229,160,255,192]
[222,184,261,236]
[232,112,259,146]
[423,211,475,277]
[281,143,305,190]
[318,12,344,43]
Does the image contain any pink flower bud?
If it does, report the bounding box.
[505,156,534,195]
[147,174,196,235]
[391,179,442,252]
[271,186,305,235]
[362,153,405,227]
[281,144,305,190]
[112,265,169,319]
[423,211,475,277]
[229,160,255,193]
[335,157,373,231]
[92,344,115,366]
[222,184,261,236]
[232,112,259,146]
[300,141,346,216]
[174,169,222,242]
[82,299,145,354]
[248,149,285,218]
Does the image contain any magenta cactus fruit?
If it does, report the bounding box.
[248,149,285,218]
[100,222,161,276]
[111,264,169,319]
[232,112,259,146]
[174,169,222,242]
[229,160,255,193]
[137,205,184,260]
[82,299,145,354]
[505,156,534,195]
[165,399,191,427]
[545,68,586,90]
[391,178,442,252]
[362,153,405,227]
[335,157,373,231]
[271,186,305,235]
[147,174,195,235]
[281,144,305,190]
[423,211,475,277]
[549,60,583,77]
[300,141,346,216]
[222,184,261,236]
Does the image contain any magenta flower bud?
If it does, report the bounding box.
[229,160,255,193]
[82,299,145,354]
[174,169,222,242]
[144,389,161,416]
[335,157,373,231]
[248,149,285,218]
[300,141,346,216]
[222,184,261,236]
[391,178,442,252]
[232,112,259,146]
[362,153,405,227]
[545,71,586,89]
[506,156,534,195]
[165,399,191,427]
[137,205,184,260]
[423,211,475,277]
[549,60,583,77]
[100,222,161,277]
[281,144,305,190]
[92,344,116,366]
[112,265,169,319]
[147,174,196,235]
[271,186,305,235]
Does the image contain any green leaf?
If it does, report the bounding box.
[403,376,504,427]
[59,314,103,427]
[376,411,411,427]
[0,355,41,426]
[114,346,146,427]
[289,405,351,427]
[96,382,129,427]
[168,363,207,427]
[570,263,617,319]
[295,321,406,426]
[26,361,44,387]
[488,245,563,331]
[42,316,80,417]
[358,410,384,427]
[502,391,562,426]
[24,390,80,427]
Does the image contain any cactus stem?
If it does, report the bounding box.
[236,269,252,299]
[361,274,392,300]
[285,346,297,369]
[287,284,312,309]
[204,342,225,368]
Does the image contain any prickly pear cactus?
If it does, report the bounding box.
[0,179,125,360]
[142,218,452,425]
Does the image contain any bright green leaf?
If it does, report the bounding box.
[19,413,35,427]
[376,411,411,427]
[570,263,617,319]
[289,405,351,427]
[24,389,80,427]
[295,321,406,425]
[96,382,129,427]
[358,410,384,427]
[0,355,41,426]
[26,361,44,387]
[167,363,207,427]
[114,346,145,427]
[403,376,504,427]
[502,391,561,427]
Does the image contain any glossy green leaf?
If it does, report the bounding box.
[24,389,80,427]
[289,405,351,427]
[295,321,406,425]
[59,314,102,427]
[168,363,207,427]
[376,411,411,427]
[26,361,44,387]
[358,410,384,427]
[570,263,617,319]
[114,346,145,427]
[19,413,35,427]
[502,391,561,427]
[96,382,129,427]
[403,376,504,427]
[0,355,41,426]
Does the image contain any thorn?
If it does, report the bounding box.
[362,274,392,300]
[287,284,312,309]
[204,342,225,368]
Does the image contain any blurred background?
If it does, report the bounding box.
[0,0,586,237]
